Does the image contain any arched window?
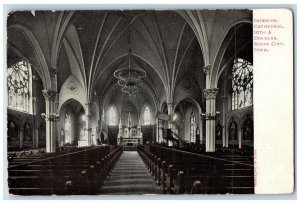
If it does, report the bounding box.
[7,60,33,113]
[109,107,117,125]
[144,106,151,125]
[64,111,71,144]
[190,112,196,143]
[232,58,253,110]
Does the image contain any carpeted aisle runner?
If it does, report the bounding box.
[99,151,162,195]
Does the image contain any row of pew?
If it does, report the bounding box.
[7,146,95,168]
[8,146,122,195]
[138,145,254,194]
[153,143,253,157]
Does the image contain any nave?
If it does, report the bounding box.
[6,9,254,195]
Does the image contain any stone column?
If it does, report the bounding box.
[238,127,242,149]
[199,118,203,144]
[167,102,174,129]
[42,90,58,153]
[226,126,229,147]
[32,97,39,148]
[156,118,159,143]
[19,127,24,149]
[203,88,218,152]
[157,118,164,143]
[167,102,174,146]
[222,96,227,147]
[85,103,92,146]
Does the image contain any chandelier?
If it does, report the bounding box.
[114,23,146,96]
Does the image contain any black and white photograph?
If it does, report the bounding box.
[4,7,292,197]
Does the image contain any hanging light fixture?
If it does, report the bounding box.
[114,21,146,96]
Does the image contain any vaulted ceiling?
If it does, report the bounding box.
[7,10,253,113]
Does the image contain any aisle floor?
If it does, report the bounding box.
[99,151,162,195]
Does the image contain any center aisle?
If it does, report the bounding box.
[99,151,162,195]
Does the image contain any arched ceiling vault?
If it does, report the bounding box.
[7,10,252,106]
[102,80,158,118]
[58,10,204,102]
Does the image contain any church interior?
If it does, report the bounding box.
[6,10,254,195]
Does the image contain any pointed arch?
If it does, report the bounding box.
[8,24,52,90]
[210,20,253,88]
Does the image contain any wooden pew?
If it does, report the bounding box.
[8,146,122,195]
[138,144,254,194]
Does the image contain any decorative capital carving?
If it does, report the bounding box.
[203,88,218,100]
[167,102,174,107]
[201,113,216,120]
[32,75,38,81]
[203,64,212,75]
[49,67,57,77]
[42,90,57,101]
[32,97,38,102]
[41,113,59,122]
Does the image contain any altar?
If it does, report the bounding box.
[117,126,143,150]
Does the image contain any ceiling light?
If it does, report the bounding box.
[114,23,146,96]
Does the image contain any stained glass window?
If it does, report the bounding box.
[65,111,71,144]
[190,112,196,142]
[232,58,253,110]
[7,60,32,113]
[109,107,116,125]
[144,106,150,125]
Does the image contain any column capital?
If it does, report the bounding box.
[201,113,216,120]
[85,103,92,107]
[203,88,219,100]
[203,64,212,75]
[41,113,59,122]
[32,75,38,81]
[167,102,174,107]
[85,127,92,131]
[32,97,38,102]
[49,67,57,77]
[42,90,57,101]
